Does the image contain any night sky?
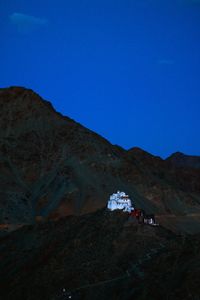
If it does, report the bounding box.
[1,0,200,158]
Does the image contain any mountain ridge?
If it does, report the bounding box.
[0,86,200,234]
[166,151,200,169]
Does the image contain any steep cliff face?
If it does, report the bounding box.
[0,87,200,228]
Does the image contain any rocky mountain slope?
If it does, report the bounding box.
[166,151,200,169]
[0,209,200,300]
[0,86,200,233]
[0,87,153,225]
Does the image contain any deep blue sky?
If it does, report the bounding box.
[1,0,200,158]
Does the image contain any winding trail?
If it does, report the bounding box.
[55,242,166,299]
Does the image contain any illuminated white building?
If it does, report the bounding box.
[107,191,134,213]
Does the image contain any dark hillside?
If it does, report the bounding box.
[0,87,200,234]
[0,209,199,300]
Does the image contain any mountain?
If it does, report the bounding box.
[1,87,200,300]
[0,209,200,300]
[1,87,200,234]
[166,151,200,169]
[0,86,154,225]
